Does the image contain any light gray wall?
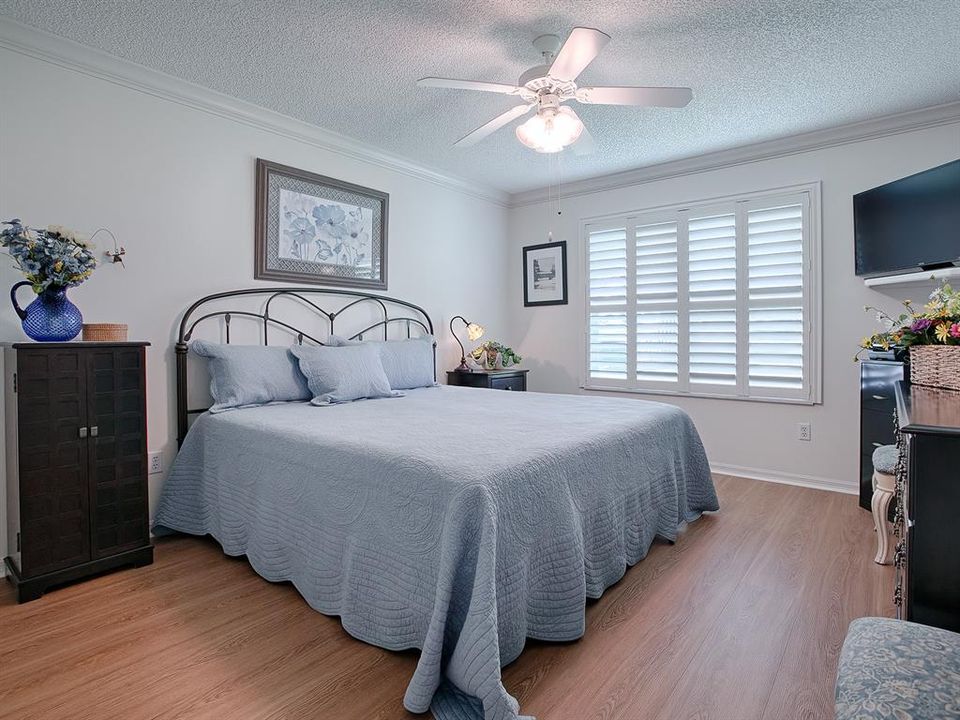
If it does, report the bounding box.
[507,122,960,491]
[0,48,511,562]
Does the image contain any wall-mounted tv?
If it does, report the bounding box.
[854,159,960,278]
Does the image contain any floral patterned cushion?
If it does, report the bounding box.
[836,617,960,720]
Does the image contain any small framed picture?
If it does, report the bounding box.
[523,240,568,306]
[255,158,388,290]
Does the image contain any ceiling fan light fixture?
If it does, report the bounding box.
[515,106,583,153]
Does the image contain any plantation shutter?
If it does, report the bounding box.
[687,212,737,387]
[635,220,679,384]
[583,187,816,402]
[746,200,806,394]
[587,225,628,381]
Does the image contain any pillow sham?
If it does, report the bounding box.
[290,343,399,405]
[190,340,311,413]
[327,334,437,390]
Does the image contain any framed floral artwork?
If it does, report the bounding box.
[255,158,389,289]
[523,240,568,306]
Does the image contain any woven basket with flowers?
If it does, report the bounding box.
[857,281,960,391]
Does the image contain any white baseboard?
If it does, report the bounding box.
[711,463,857,495]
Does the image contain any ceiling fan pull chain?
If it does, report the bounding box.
[556,153,564,217]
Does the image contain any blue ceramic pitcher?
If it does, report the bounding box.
[10,281,83,342]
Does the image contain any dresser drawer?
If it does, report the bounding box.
[860,361,904,412]
[490,375,525,392]
[861,408,897,454]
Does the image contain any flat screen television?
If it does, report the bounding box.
[854,159,960,277]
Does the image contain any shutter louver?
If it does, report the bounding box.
[748,205,803,301]
[689,308,737,385]
[636,221,679,383]
[748,204,804,391]
[688,213,737,386]
[688,213,737,302]
[588,227,628,380]
[748,307,804,388]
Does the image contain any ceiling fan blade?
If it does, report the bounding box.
[548,27,611,82]
[453,104,534,147]
[576,86,693,107]
[417,77,521,95]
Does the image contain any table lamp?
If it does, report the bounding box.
[450,315,485,371]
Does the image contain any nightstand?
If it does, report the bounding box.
[446,369,528,392]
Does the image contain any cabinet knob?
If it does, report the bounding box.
[90,426,99,437]
[78,427,88,439]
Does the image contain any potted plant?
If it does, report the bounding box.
[468,341,522,370]
[1,219,98,342]
[858,281,960,391]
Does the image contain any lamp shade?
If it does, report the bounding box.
[515,106,583,153]
[466,322,485,341]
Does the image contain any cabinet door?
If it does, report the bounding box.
[908,433,960,632]
[17,349,91,576]
[87,347,148,558]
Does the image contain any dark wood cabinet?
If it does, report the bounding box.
[894,381,960,632]
[446,369,528,391]
[859,359,907,510]
[4,342,153,602]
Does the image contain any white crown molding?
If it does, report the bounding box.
[510,101,960,207]
[710,463,856,496]
[0,17,509,207]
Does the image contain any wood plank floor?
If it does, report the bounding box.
[0,475,893,720]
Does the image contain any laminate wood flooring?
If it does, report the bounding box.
[0,475,893,720]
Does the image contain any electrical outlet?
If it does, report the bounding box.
[798,422,811,442]
[148,452,162,475]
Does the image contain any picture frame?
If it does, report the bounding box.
[254,158,389,290]
[523,240,568,306]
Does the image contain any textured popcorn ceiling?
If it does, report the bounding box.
[2,1,958,194]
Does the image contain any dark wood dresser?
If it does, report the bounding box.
[4,342,153,602]
[893,381,960,632]
[446,369,528,391]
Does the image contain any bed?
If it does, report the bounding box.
[155,288,719,720]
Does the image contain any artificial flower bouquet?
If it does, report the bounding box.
[1,219,97,292]
[858,281,960,391]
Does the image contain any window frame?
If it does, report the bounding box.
[581,182,822,405]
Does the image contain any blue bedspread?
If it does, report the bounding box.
[154,385,718,719]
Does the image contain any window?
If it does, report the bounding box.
[584,185,819,403]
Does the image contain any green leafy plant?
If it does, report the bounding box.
[470,340,522,368]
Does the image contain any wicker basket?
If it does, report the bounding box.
[909,345,960,391]
[82,323,128,342]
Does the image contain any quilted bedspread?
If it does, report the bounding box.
[154,385,718,719]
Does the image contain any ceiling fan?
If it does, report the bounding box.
[417,27,693,154]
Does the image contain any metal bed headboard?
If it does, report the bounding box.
[176,287,435,446]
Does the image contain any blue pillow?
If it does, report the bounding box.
[327,334,437,390]
[290,343,399,405]
[190,340,311,413]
